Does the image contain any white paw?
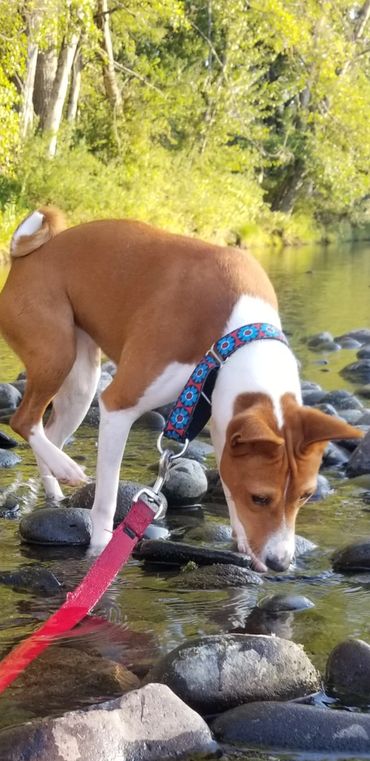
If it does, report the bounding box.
[88,511,114,554]
[49,451,88,486]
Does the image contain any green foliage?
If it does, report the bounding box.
[0,0,370,251]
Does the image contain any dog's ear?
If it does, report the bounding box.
[227,412,284,458]
[297,406,363,452]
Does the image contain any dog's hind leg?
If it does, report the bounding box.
[38,329,101,500]
[10,324,89,490]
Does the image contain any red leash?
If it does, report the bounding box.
[0,497,155,694]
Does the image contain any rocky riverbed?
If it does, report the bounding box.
[2,326,370,758]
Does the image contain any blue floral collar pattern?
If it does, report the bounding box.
[163,322,288,444]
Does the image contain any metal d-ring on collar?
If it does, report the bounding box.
[132,434,189,521]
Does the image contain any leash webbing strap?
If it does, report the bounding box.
[163,322,288,443]
[0,498,155,694]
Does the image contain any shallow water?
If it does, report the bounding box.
[1,243,370,757]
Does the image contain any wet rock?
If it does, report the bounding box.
[161,458,208,506]
[69,480,167,525]
[211,701,370,752]
[101,360,116,376]
[142,524,169,540]
[0,449,21,468]
[337,337,362,349]
[146,634,319,713]
[0,383,21,410]
[357,344,370,360]
[294,535,317,556]
[134,539,251,568]
[238,595,314,638]
[332,540,370,572]
[82,406,100,425]
[346,429,370,476]
[134,410,165,431]
[341,359,370,384]
[338,409,363,425]
[357,410,370,426]
[301,389,326,406]
[0,566,62,595]
[0,492,20,518]
[356,384,370,399]
[9,380,26,396]
[91,371,113,406]
[322,442,349,468]
[0,683,216,761]
[306,332,339,352]
[260,594,314,612]
[204,468,225,502]
[321,389,363,410]
[185,440,214,463]
[0,430,17,449]
[172,563,263,589]
[5,645,139,718]
[310,474,331,501]
[326,638,370,704]
[20,507,92,545]
[314,402,338,417]
[185,523,233,544]
[335,328,370,345]
[301,381,322,391]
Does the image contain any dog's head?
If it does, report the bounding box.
[220,393,363,572]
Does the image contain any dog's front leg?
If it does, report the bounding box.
[89,401,137,549]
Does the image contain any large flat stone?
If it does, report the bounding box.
[0,683,216,761]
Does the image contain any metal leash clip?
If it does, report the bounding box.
[132,434,188,521]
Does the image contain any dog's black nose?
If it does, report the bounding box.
[265,554,291,572]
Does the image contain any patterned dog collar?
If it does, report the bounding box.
[163,322,288,444]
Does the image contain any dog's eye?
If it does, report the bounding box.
[299,491,313,503]
[252,494,271,506]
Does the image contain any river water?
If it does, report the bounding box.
[0,242,370,755]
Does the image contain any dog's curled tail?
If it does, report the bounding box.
[10,206,66,259]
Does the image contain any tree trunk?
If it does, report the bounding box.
[33,46,59,130]
[21,39,39,137]
[96,0,122,112]
[67,46,82,122]
[43,32,80,156]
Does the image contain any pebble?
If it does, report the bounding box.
[0,383,21,410]
[145,634,319,713]
[335,328,370,345]
[69,480,167,525]
[0,683,216,761]
[0,430,17,448]
[211,701,370,752]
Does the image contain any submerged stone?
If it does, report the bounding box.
[68,480,167,525]
[172,563,263,589]
[146,634,319,713]
[211,701,370,752]
[341,359,370,384]
[0,566,62,595]
[0,450,21,468]
[346,429,370,476]
[0,383,21,410]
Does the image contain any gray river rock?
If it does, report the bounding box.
[145,634,319,713]
[346,429,370,476]
[326,638,370,704]
[20,507,92,545]
[211,701,370,752]
[161,457,208,506]
[332,539,370,571]
[0,449,21,468]
[134,539,251,568]
[0,683,216,761]
[171,563,263,589]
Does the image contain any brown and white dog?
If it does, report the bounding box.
[0,208,362,571]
